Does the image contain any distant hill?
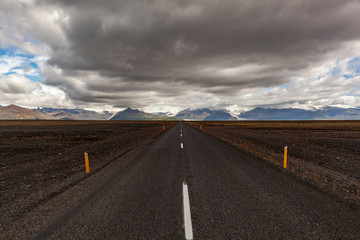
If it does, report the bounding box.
[204,110,237,120]
[317,106,360,119]
[0,104,43,120]
[0,105,112,120]
[110,108,180,121]
[239,107,315,120]
[176,108,212,120]
[35,107,112,120]
[239,107,360,120]
[175,108,237,120]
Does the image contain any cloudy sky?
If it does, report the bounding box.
[1,0,360,114]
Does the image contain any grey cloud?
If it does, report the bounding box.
[0,75,36,94]
[7,0,360,110]
[49,1,360,67]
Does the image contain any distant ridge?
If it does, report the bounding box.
[0,105,112,120]
[35,107,112,120]
[239,107,360,120]
[0,104,42,120]
[175,108,236,120]
[110,108,180,121]
[1,104,360,120]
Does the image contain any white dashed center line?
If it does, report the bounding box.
[183,182,193,240]
[181,143,184,148]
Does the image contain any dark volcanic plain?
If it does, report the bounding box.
[1,120,360,239]
[189,120,360,207]
[0,121,174,233]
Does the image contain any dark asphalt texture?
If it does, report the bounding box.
[34,123,360,239]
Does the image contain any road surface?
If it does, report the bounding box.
[34,122,360,239]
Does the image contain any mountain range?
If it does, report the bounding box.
[0,104,359,120]
[175,108,237,120]
[0,105,112,120]
[110,108,180,121]
[35,107,112,120]
[0,104,41,120]
[239,107,360,120]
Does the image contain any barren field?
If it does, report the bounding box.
[0,121,175,224]
[188,121,360,207]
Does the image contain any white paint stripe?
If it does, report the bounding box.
[183,182,193,240]
[181,134,182,137]
[181,143,184,148]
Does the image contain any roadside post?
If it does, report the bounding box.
[283,146,288,168]
[84,152,90,173]
[163,125,166,131]
[200,125,203,130]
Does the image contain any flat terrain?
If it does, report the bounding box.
[189,120,360,206]
[1,121,360,239]
[0,120,174,232]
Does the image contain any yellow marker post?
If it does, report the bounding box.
[84,152,90,173]
[283,146,288,168]
[200,125,202,130]
[163,125,166,131]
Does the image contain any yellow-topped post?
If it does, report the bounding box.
[283,146,288,168]
[84,152,90,173]
[163,125,165,131]
[200,125,202,130]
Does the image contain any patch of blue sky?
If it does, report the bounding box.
[3,71,17,76]
[343,74,354,79]
[347,57,360,74]
[30,62,39,69]
[323,57,360,80]
[0,46,37,60]
[330,65,341,76]
[346,86,360,96]
[24,74,41,81]
[262,86,275,91]
[0,48,7,56]
[4,66,21,75]
[262,83,290,92]
[280,83,290,89]
[0,46,42,82]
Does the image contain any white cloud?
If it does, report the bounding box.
[0,55,24,74]
[0,74,70,108]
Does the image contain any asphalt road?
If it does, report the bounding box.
[34,122,360,239]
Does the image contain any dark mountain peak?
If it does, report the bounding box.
[123,107,141,113]
[110,107,178,120]
[195,108,212,114]
[175,108,236,120]
[204,109,237,121]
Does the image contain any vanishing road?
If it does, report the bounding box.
[35,123,360,239]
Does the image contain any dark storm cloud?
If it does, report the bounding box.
[14,0,360,109]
